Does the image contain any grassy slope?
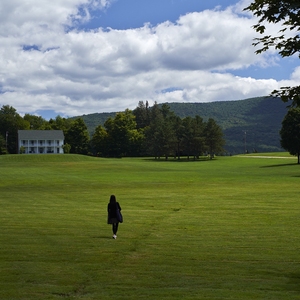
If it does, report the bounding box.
[0,154,300,299]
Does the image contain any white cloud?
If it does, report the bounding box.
[0,0,296,118]
[0,0,111,28]
[291,67,300,81]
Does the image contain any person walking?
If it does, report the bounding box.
[107,195,122,239]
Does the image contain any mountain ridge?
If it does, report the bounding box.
[74,96,289,154]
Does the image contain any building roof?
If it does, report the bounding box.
[18,130,64,140]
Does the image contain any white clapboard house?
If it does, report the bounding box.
[18,130,64,154]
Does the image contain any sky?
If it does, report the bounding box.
[0,0,299,120]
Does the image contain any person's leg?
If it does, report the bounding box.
[113,223,118,235]
[112,224,119,239]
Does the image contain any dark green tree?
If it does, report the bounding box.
[133,100,150,129]
[280,108,300,163]
[104,109,143,157]
[23,114,47,129]
[127,128,145,157]
[159,104,177,160]
[145,103,176,159]
[65,118,90,154]
[181,116,194,159]
[0,134,6,154]
[145,103,163,158]
[191,115,206,159]
[204,118,225,159]
[0,105,30,153]
[171,115,185,160]
[62,143,71,154]
[245,0,300,106]
[181,116,206,160]
[46,116,73,133]
[91,124,109,156]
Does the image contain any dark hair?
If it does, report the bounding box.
[110,195,116,203]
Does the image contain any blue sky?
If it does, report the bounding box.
[0,0,299,119]
[85,0,237,30]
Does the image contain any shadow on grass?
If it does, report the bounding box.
[92,235,113,239]
[260,163,299,168]
[142,157,214,163]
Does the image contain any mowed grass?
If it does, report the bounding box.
[1,154,300,299]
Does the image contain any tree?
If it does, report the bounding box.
[145,103,165,159]
[127,128,145,157]
[65,118,90,154]
[159,104,177,160]
[280,108,300,163]
[191,116,206,159]
[204,118,225,159]
[19,146,25,154]
[133,100,150,129]
[171,115,185,160]
[91,124,109,156]
[62,143,71,154]
[182,116,206,160]
[245,0,300,106]
[104,109,142,157]
[0,134,6,154]
[145,103,177,160]
[181,116,194,159]
[0,105,30,153]
[51,116,72,131]
[23,114,47,129]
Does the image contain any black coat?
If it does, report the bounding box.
[107,202,121,224]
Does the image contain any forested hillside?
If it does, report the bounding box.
[76,97,289,154]
[164,97,288,154]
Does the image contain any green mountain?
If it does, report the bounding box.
[75,96,289,154]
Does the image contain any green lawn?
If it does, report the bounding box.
[1,154,300,299]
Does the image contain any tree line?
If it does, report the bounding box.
[0,102,225,159]
[0,105,90,155]
[91,101,225,159]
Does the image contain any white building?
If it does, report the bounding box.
[18,130,64,154]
